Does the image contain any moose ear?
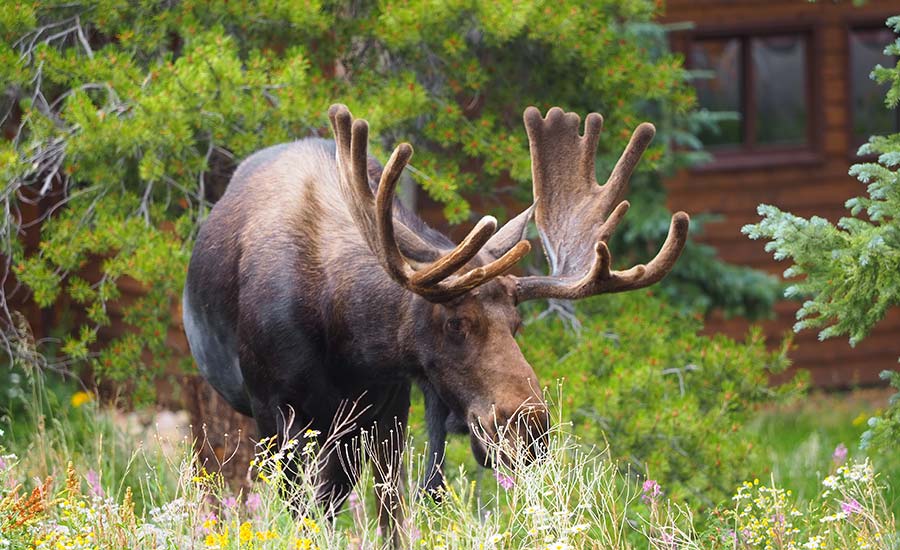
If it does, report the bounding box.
[484,202,536,259]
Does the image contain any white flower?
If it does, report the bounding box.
[803,535,825,549]
[545,542,572,550]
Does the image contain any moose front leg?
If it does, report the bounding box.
[369,382,411,548]
[421,382,449,499]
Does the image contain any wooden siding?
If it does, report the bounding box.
[662,0,900,388]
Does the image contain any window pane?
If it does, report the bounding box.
[850,28,897,141]
[752,35,807,145]
[692,38,742,147]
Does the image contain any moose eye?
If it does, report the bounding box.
[445,317,466,336]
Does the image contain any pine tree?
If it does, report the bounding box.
[743,15,900,454]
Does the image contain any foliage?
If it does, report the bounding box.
[0,0,779,400]
[742,15,900,457]
[515,291,800,509]
[0,359,894,550]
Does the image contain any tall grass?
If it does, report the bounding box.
[1,346,897,549]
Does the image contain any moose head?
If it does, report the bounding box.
[184,103,690,541]
[327,103,689,473]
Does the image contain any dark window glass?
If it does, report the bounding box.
[753,35,807,145]
[692,38,742,147]
[850,27,899,142]
[688,31,811,154]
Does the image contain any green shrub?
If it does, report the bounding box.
[516,291,801,508]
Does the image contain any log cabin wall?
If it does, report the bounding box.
[662,0,900,388]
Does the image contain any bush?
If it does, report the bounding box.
[515,291,801,508]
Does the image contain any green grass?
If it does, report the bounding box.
[747,389,900,516]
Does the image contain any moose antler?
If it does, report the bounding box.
[328,104,532,303]
[513,106,690,302]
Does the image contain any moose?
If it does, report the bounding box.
[183,103,689,540]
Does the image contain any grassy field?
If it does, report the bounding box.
[1,364,897,549]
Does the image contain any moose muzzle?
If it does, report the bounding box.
[468,395,550,469]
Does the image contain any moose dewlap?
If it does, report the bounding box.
[182,103,689,541]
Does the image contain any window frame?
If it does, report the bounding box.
[676,21,823,171]
[845,19,900,159]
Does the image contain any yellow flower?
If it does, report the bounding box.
[256,530,278,541]
[302,517,320,534]
[70,391,92,408]
[294,537,315,550]
[240,521,253,543]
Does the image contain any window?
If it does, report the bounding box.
[689,30,813,160]
[849,26,900,148]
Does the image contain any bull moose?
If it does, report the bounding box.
[182,104,689,540]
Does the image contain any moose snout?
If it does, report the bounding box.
[468,398,550,468]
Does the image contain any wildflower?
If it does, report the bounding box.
[256,529,278,541]
[202,514,218,532]
[240,521,253,543]
[221,496,238,509]
[642,479,662,504]
[840,498,863,515]
[803,535,825,549]
[85,469,103,498]
[302,516,320,534]
[832,443,848,466]
[204,526,229,548]
[245,493,262,513]
[70,391,92,408]
[494,471,515,490]
[304,429,321,438]
[545,541,572,550]
[294,537,315,549]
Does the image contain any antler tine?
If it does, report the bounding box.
[515,211,688,301]
[410,217,497,287]
[374,142,416,285]
[375,147,531,300]
[596,123,656,219]
[513,105,690,303]
[331,103,532,303]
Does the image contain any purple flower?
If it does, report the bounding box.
[832,443,848,466]
[245,492,262,513]
[221,496,237,509]
[494,471,515,490]
[642,479,662,504]
[0,456,6,470]
[85,469,104,498]
[841,498,863,515]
